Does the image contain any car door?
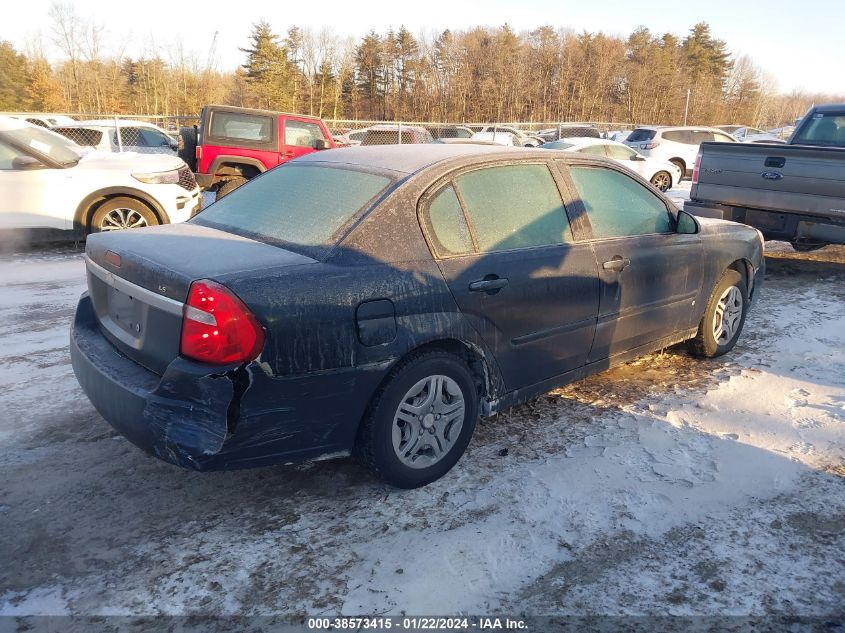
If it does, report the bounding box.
[421,161,601,390]
[562,162,703,362]
[0,141,67,230]
[280,117,329,164]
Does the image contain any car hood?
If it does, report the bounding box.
[76,150,186,173]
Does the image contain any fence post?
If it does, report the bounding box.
[398,121,402,145]
[115,115,123,152]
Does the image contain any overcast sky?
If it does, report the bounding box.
[3,0,842,95]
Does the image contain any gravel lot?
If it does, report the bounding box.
[0,219,843,624]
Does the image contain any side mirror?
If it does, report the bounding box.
[676,209,699,235]
[11,156,44,170]
[313,139,331,150]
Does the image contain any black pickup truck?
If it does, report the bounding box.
[685,104,845,251]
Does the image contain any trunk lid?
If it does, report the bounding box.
[85,223,316,374]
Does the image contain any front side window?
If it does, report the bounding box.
[453,164,573,253]
[0,141,28,170]
[284,120,326,148]
[0,125,80,166]
[209,112,273,142]
[194,164,391,249]
[568,166,673,239]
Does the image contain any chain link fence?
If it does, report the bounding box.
[0,112,199,155]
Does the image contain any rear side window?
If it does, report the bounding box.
[284,120,326,148]
[426,185,473,256]
[662,130,693,144]
[209,112,273,142]
[53,127,103,147]
[362,130,416,145]
[578,145,607,157]
[194,165,391,248]
[625,129,656,142]
[568,166,673,239]
[712,132,736,143]
[605,144,637,160]
[453,164,573,252]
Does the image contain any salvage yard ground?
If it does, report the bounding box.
[0,185,843,619]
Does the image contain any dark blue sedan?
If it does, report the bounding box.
[71,145,764,488]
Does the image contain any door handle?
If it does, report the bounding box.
[468,276,509,294]
[602,256,631,272]
[282,150,295,157]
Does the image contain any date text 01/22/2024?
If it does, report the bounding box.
[306,617,528,630]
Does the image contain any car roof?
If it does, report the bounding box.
[63,120,162,128]
[296,143,540,175]
[0,115,29,132]
[810,103,845,113]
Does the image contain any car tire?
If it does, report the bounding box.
[90,197,159,233]
[355,350,479,489]
[670,159,686,180]
[216,177,247,199]
[178,127,198,171]
[650,170,673,192]
[687,269,748,358]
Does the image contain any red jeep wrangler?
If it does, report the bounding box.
[179,105,336,198]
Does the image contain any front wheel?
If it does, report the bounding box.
[90,197,159,233]
[356,350,478,488]
[687,269,748,358]
[650,170,673,192]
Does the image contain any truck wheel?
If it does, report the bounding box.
[687,269,748,358]
[670,159,686,180]
[791,241,827,252]
[355,350,478,489]
[216,177,247,199]
[90,197,159,233]
[650,170,672,192]
[177,127,197,171]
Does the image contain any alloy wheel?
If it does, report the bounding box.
[99,208,149,231]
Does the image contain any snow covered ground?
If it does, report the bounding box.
[0,222,843,621]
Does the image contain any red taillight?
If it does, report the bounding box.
[195,146,202,160]
[692,152,702,185]
[180,280,265,365]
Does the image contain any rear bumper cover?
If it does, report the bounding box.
[685,199,845,245]
[71,293,385,471]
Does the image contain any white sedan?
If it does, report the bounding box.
[542,137,682,192]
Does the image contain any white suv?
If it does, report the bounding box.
[0,117,201,238]
[51,120,178,155]
[624,126,736,179]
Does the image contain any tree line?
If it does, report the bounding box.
[0,6,841,128]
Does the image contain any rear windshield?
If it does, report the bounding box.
[193,164,392,251]
[791,113,845,147]
[625,129,656,142]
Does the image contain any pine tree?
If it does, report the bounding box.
[0,41,30,110]
[240,20,291,110]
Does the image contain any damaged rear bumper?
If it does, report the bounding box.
[70,294,380,470]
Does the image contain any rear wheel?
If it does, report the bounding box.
[650,170,673,192]
[670,159,686,180]
[90,197,159,233]
[216,177,247,199]
[791,241,827,252]
[687,269,748,358]
[356,350,478,488]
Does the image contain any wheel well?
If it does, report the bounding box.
[79,193,163,233]
[727,259,754,295]
[215,162,261,180]
[670,158,686,172]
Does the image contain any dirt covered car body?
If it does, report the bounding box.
[71,145,764,487]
